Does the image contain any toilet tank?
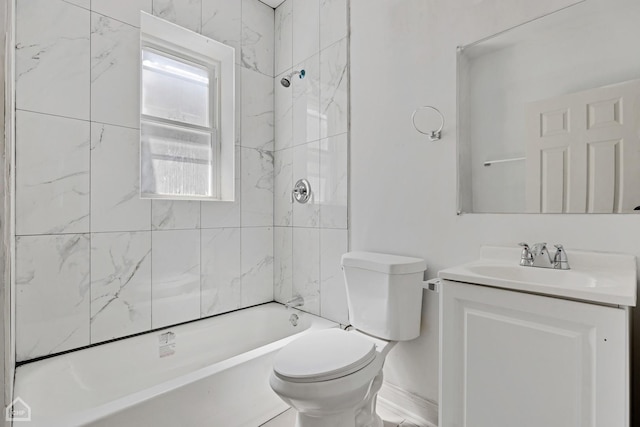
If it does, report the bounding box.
[341,252,427,341]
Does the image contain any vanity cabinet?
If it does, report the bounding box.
[439,280,629,427]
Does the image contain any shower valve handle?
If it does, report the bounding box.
[292,179,311,204]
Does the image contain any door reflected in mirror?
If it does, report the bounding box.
[457,0,640,214]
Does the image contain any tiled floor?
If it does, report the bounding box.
[259,400,423,427]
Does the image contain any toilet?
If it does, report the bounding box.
[270,251,427,427]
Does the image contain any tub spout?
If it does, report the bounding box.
[285,295,304,309]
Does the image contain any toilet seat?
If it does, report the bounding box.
[273,329,377,383]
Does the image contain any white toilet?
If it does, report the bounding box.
[270,251,427,427]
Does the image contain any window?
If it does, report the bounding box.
[140,12,235,201]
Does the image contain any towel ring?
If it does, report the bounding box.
[412,106,444,141]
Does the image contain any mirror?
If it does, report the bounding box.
[458,0,640,214]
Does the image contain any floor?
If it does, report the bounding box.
[260,400,423,427]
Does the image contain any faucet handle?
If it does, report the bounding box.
[553,244,570,270]
[518,242,533,266]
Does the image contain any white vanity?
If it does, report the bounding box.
[438,246,637,427]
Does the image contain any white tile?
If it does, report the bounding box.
[274,147,293,226]
[274,0,293,76]
[377,403,406,426]
[241,0,274,77]
[152,0,202,33]
[152,200,201,230]
[16,0,90,120]
[292,53,320,145]
[90,232,152,344]
[292,0,319,64]
[152,230,201,328]
[201,146,241,228]
[292,141,320,227]
[320,0,347,51]
[274,227,293,303]
[320,228,348,324]
[91,13,140,129]
[320,38,348,139]
[275,69,294,150]
[16,234,90,361]
[292,227,320,315]
[319,133,348,229]
[241,147,274,227]
[241,68,274,151]
[201,228,242,316]
[16,111,90,235]
[92,0,152,27]
[235,65,243,144]
[241,227,274,307]
[202,0,241,60]
[91,123,151,232]
[64,0,89,9]
[260,409,296,427]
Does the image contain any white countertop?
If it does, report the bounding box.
[438,246,637,307]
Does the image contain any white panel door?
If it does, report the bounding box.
[525,79,640,213]
[439,280,629,427]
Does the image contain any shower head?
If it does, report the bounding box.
[280,77,292,88]
[280,69,305,88]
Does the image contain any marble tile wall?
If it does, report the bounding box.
[15,0,275,362]
[273,0,350,324]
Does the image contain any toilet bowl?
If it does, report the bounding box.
[270,329,395,427]
[270,252,427,427]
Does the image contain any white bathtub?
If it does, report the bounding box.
[14,303,336,427]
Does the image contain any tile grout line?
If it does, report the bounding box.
[15,108,142,131]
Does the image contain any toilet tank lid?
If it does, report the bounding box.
[341,251,427,275]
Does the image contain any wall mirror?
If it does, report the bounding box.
[457,0,640,214]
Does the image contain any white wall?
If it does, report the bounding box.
[273,0,350,324]
[1,0,9,421]
[13,0,275,362]
[350,0,639,420]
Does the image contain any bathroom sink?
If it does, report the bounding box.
[439,246,636,306]
[465,265,606,288]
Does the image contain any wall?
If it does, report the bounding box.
[1,0,10,420]
[273,0,349,324]
[350,0,639,422]
[14,0,275,362]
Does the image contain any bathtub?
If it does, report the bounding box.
[14,303,337,427]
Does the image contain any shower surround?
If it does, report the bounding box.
[273,0,350,324]
[13,0,350,363]
[14,0,276,362]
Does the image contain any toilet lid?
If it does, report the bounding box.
[273,329,377,383]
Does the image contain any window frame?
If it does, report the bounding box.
[140,12,235,202]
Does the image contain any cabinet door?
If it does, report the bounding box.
[440,280,628,427]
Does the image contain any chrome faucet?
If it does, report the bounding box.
[285,295,304,309]
[518,242,570,270]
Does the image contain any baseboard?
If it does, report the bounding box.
[378,381,438,427]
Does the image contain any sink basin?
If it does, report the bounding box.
[465,264,607,288]
[439,246,636,306]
